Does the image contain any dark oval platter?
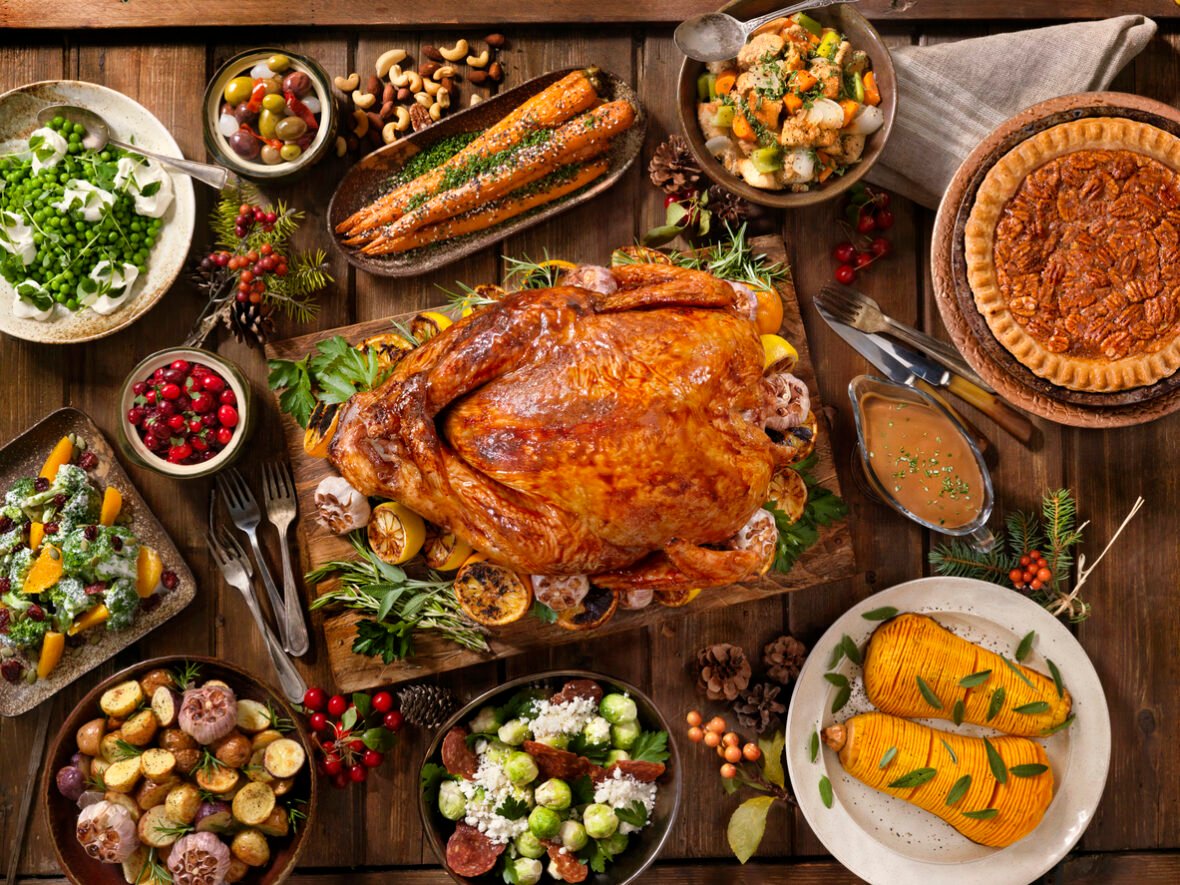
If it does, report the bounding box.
[327,67,646,278]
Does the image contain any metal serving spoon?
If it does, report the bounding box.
[37,103,228,189]
[675,0,855,63]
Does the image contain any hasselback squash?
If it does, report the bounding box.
[824,712,1054,847]
[863,613,1071,736]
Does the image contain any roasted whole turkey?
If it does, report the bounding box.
[329,263,811,591]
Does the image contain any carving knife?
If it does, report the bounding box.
[817,303,1036,446]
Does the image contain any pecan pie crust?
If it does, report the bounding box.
[964,118,1180,392]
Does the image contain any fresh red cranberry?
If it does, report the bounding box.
[218,405,239,428]
[216,427,234,446]
[144,389,157,404]
[127,407,145,426]
[27,604,44,622]
[168,443,192,463]
[161,570,179,590]
[191,435,209,452]
[219,389,236,406]
[132,381,148,396]
[167,414,186,431]
[188,418,203,434]
[191,392,214,414]
[160,383,181,401]
[170,359,190,373]
[33,477,49,493]
[85,582,105,596]
[832,242,856,264]
[157,400,175,417]
[83,525,98,541]
[142,433,160,451]
[202,413,219,428]
[854,251,873,269]
[1,660,22,683]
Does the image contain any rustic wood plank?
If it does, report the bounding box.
[1,0,1174,28]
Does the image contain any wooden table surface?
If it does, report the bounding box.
[2,3,1178,883]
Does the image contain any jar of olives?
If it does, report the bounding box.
[203,48,336,182]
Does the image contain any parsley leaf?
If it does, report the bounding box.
[268,334,395,428]
[530,601,558,623]
[419,762,448,804]
[494,795,530,820]
[615,800,648,829]
[571,774,596,806]
[764,453,848,573]
[629,730,669,764]
[569,731,610,766]
[351,618,414,664]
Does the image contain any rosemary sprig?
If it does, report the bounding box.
[197,748,227,776]
[113,739,145,761]
[136,848,173,884]
[502,251,569,290]
[287,799,309,833]
[171,660,201,691]
[266,700,295,733]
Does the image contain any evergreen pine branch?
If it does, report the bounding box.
[1004,510,1043,560]
[1041,489,1082,591]
[264,251,330,323]
[928,540,1012,581]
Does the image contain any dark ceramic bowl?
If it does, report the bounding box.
[43,656,317,885]
[419,670,681,885]
[677,0,896,208]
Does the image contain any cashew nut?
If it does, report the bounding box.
[423,78,441,96]
[432,65,457,82]
[414,91,433,108]
[352,108,369,137]
[393,105,411,132]
[352,90,377,110]
[375,48,407,78]
[438,39,469,62]
[436,89,451,110]
[429,101,443,121]
[381,121,399,144]
[469,94,484,107]
[466,50,489,68]
[335,135,348,157]
[390,66,423,93]
[334,72,360,92]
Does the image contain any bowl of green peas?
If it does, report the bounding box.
[0,79,195,344]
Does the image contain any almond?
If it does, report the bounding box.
[485,33,506,48]
[467,70,489,85]
[422,45,444,62]
[488,61,503,82]
[396,87,411,101]
[365,75,381,97]
[382,82,395,103]
[419,61,440,79]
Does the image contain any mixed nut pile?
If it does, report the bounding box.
[333,34,507,158]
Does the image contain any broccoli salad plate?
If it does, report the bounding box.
[419,672,680,884]
[0,408,195,716]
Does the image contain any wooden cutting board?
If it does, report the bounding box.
[266,234,855,691]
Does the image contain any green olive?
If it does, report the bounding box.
[261,145,283,165]
[224,76,255,106]
[267,54,291,73]
[274,116,307,140]
[262,76,283,95]
[261,93,287,113]
[258,109,282,139]
[279,143,303,162]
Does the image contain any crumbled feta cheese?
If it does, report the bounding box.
[525,696,598,740]
[593,768,657,835]
[456,749,530,844]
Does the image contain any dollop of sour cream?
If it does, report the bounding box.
[53,180,116,223]
[27,127,67,173]
[12,280,55,320]
[80,260,140,315]
[114,156,173,218]
[0,210,36,267]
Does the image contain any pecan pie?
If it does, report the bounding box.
[964,118,1180,392]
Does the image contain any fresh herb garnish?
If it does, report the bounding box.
[888,767,937,789]
[861,606,898,621]
[1047,658,1065,698]
[113,739,145,761]
[809,730,820,763]
[1013,701,1051,716]
[630,730,670,764]
[1010,763,1049,778]
[916,676,943,710]
[494,795,530,820]
[830,683,851,714]
[1001,656,1037,690]
[945,774,971,805]
[878,746,897,769]
[268,335,395,429]
[986,686,1006,722]
[982,737,1007,784]
[952,699,965,726]
[529,601,558,624]
[940,739,958,765]
[1041,714,1076,736]
[616,800,649,829]
[764,453,848,574]
[818,775,834,808]
[840,634,862,666]
[1015,630,1036,662]
[959,670,992,689]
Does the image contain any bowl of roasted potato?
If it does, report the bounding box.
[43,655,316,885]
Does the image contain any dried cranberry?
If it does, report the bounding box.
[27,604,44,622]
[52,493,67,509]
[85,582,106,596]
[111,536,123,552]
[78,450,98,471]
[0,608,9,633]
[33,477,49,493]
[0,577,10,594]
[1,660,22,683]
[161,570,179,591]
[43,522,59,536]
[0,516,12,533]
[83,525,98,541]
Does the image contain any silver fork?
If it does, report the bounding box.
[206,524,306,703]
[261,461,309,657]
[215,467,291,652]
[818,284,995,393]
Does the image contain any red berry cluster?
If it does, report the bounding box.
[127,359,240,465]
[203,240,289,307]
[302,686,402,789]
[831,186,894,286]
[235,202,277,238]
[1009,550,1054,593]
[685,710,762,780]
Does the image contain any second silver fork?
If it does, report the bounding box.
[261,461,309,657]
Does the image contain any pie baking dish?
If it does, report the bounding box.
[964,117,1180,392]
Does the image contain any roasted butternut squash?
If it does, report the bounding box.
[863,613,1071,736]
[69,604,110,635]
[824,712,1054,848]
[28,522,44,551]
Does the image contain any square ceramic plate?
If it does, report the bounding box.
[0,407,196,716]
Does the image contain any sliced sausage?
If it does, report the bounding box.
[551,678,603,706]
[546,843,589,883]
[522,740,603,781]
[441,726,478,779]
[446,823,504,877]
[593,759,666,783]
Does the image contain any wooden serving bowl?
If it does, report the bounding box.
[677,0,896,209]
[418,670,682,885]
[43,656,317,885]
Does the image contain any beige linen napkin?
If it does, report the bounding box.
[867,15,1158,208]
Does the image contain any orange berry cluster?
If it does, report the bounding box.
[686,710,761,780]
[1008,549,1053,592]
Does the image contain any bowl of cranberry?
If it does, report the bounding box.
[118,348,253,478]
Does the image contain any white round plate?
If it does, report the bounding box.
[0,80,195,343]
[785,577,1110,885]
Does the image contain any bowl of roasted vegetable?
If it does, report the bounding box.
[44,656,316,885]
[419,671,680,884]
[678,0,896,207]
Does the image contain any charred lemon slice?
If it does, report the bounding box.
[454,555,532,626]
[761,334,799,374]
[410,311,454,342]
[753,288,785,334]
[424,529,474,572]
[779,410,818,465]
[303,400,341,459]
[766,466,808,524]
[367,502,426,565]
[555,585,619,631]
[358,332,416,370]
[610,245,674,266]
[654,586,703,608]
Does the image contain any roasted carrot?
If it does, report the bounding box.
[714,71,738,95]
[731,112,755,141]
[337,69,602,235]
[368,161,609,254]
[793,70,817,92]
[864,71,881,106]
[839,99,860,127]
[783,93,803,114]
[360,100,635,252]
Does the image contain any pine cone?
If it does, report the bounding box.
[228,299,274,346]
[707,184,751,225]
[397,683,459,729]
[763,634,808,685]
[733,682,786,734]
[649,135,702,195]
[695,643,751,701]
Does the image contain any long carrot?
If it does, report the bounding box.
[366,161,609,254]
[336,69,602,236]
[360,100,634,253]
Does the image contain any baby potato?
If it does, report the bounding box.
[255,805,289,838]
[100,680,145,719]
[173,748,201,777]
[212,731,252,769]
[90,756,112,782]
[100,730,126,764]
[121,709,160,747]
[104,790,141,821]
[271,777,295,797]
[245,748,275,785]
[224,858,250,883]
[138,805,182,848]
[138,668,175,699]
[159,727,197,753]
[135,776,177,811]
[164,782,202,824]
[139,748,176,781]
[104,757,143,794]
[195,764,240,795]
[250,728,284,752]
[263,738,306,779]
[235,698,272,734]
[231,828,270,867]
[232,782,276,826]
[76,718,107,757]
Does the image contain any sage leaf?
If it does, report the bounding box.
[841,634,862,666]
[1041,714,1076,736]
[809,730,820,763]
[959,669,992,689]
[940,739,958,765]
[962,808,999,820]
[826,642,846,670]
[824,672,849,688]
[983,737,1007,784]
[1013,701,1051,715]
[861,606,898,621]
[1002,656,1036,690]
[728,795,776,862]
[986,686,1006,722]
[888,767,937,789]
[1010,763,1049,778]
[831,684,851,714]
[1047,658,1065,698]
[879,746,897,769]
[1015,630,1036,662]
[819,775,834,809]
[916,676,943,710]
[952,699,965,726]
[945,774,971,805]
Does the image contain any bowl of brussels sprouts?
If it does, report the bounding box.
[418,670,681,884]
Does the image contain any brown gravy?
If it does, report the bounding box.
[860,392,983,529]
